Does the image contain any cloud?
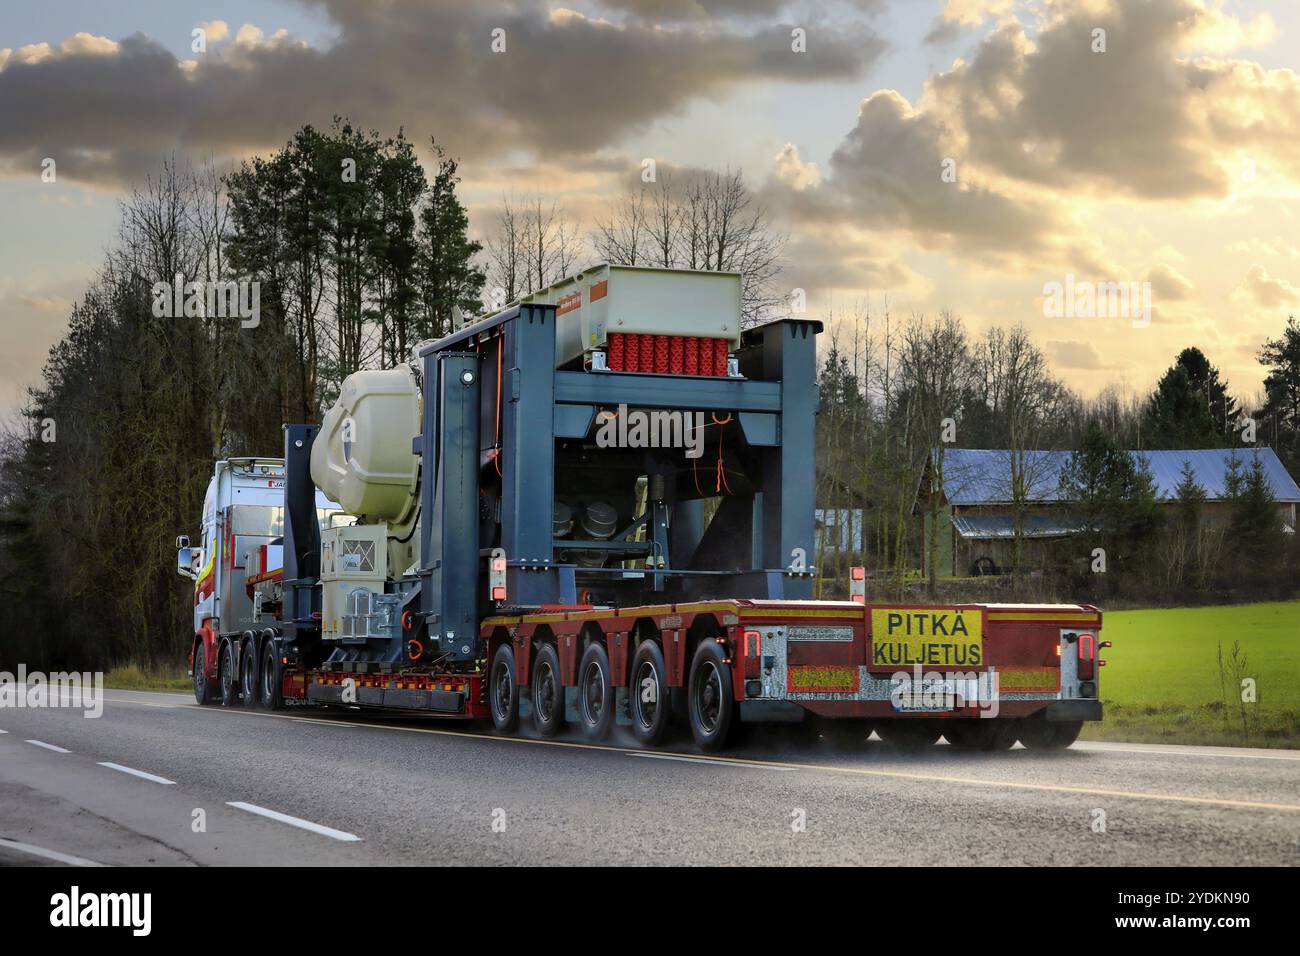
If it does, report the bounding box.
[924,0,1300,200]
[1146,263,1193,300]
[1045,339,1110,371]
[1238,264,1300,309]
[773,143,820,189]
[18,295,69,312]
[0,1,885,186]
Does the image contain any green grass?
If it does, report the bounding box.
[102,663,192,693]
[1079,601,1300,748]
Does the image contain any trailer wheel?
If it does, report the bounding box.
[240,639,260,709]
[260,641,283,711]
[630,641,670,747]
[1017,716,1083,750]
[875,719,940,751]
[489,644,520,734]
[943,719,1014,751]
[688,640,737,752]
[577,643,614,741]
[530,643,564,738]
[218,642,238,707]
[193,643,217,706]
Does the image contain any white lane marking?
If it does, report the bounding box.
[226,802,362,842]
[97,762,176,785]
[0,728,7,733]
[630,752,793,771]
[25,739,70,754]
[0,837,105,867]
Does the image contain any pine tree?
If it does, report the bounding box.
[418,141,485,338]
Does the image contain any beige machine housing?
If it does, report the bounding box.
[311,365,421,525]
[522,264,742,367]
[320,524,389,641]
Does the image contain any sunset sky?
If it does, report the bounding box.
[2,0,1298,416]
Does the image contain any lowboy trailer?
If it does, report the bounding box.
[180,265,1105,751]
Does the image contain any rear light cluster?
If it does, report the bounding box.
[1077,633,1096,680]
[849,566,866,604]
[606,333,729,376]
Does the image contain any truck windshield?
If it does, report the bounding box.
[229,505,283,537]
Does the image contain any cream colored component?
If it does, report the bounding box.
[522,264,742,367]
[320,524,388,640]
[311,365,420,523]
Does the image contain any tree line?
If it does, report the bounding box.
[815,307,1300,603]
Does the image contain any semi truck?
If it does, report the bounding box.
[178,264,1105,752]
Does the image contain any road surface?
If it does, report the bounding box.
[2,687,1298,866]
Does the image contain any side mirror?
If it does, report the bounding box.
[177,547,195,579]
[176,534,190,550]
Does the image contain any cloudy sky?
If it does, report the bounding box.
[2,0,1298,415]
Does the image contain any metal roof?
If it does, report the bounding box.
[951,513,1085,539]
[934,447,1300,505]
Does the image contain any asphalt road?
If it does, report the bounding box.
[1,687,1298,866]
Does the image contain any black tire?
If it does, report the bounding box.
[490,643,520,734]
[260,641,283,710]
[577,642,615,741]
[943,719,1015,751]
[240,639,260,709]
[687,639,737,752]
[875,719,940,751]
[218,641,238,707]
[1018,716,1083,750]
[193,642,216,706]
[530,643,564,738]
[630,640,670,747]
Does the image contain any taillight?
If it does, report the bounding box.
[490,548,507,603]
[1077,633,1095,680]
[849,566,865,604]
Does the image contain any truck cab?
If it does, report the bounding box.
[177,458,343,703]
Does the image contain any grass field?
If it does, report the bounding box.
[102,663,191,692]
[1079,601,1300,748]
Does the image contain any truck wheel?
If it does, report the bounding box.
[193,643,217,706]
[688,640,737,752]
[489,644,520,734]
[530,643,564,738]
[1018,716,1083,750]
[577,643,614,741]
[260,641,283,710]
[218,642,238,707]
[240,640,260,709]
[630,640,670,747]
[943,720,1014,751]
[875,719,940,751]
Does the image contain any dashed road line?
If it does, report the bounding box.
[97,762,176,785]
[25,739,70,754]
[226,802,362,842]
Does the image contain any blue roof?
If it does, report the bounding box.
[934,447,1300,505]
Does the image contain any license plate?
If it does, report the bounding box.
[892,677,977,712]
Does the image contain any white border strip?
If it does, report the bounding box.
[0,837,105,867]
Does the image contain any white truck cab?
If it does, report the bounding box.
[177,458,343,638]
